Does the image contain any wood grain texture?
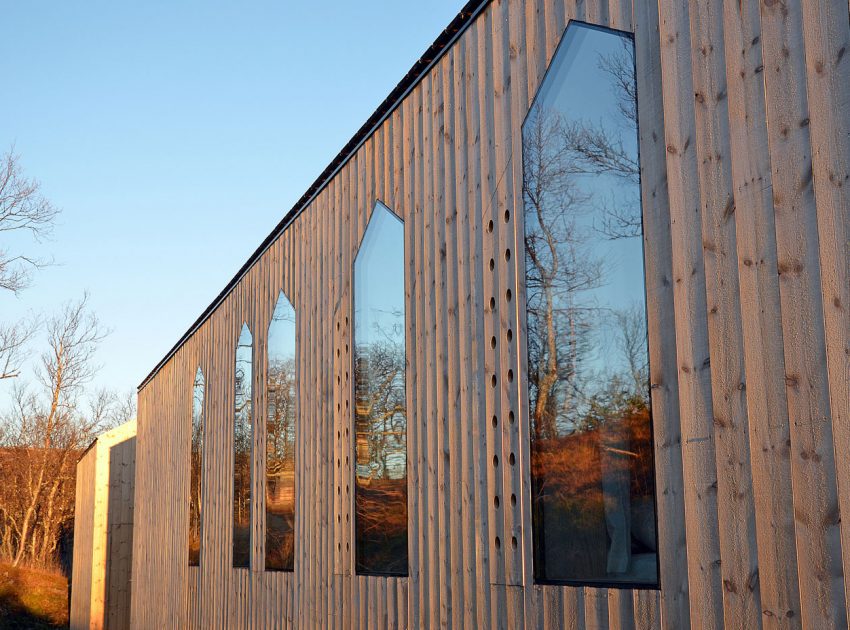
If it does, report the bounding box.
[127,0,850,627]
[71,421,137,630]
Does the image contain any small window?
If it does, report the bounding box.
[523,22,658,586]
[265,292,297,571]
[353,201,408,576]
[188,367,205,566]
[233,323,253,568]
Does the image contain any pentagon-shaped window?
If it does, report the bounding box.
[266,292,297,571]
[353,201,408,576]
[523,22,658,587]
[233,323,253,568]
[188,367,205,566]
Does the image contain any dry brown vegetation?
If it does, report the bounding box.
[0,562,69,628]
[0,299,132,572]
[530,401,656,579]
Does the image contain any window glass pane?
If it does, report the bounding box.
[233,323,253,568]
[523,22,658,586]
[266,293,296,571]
[189,367,204,566]
[353,202,408,575]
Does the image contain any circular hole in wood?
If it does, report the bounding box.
[511,494,517,507]
[491,415,498,428]
[337,322,340,331]
[346,514,350,522]
[487,220,494,233]
[509,452,515,466]
[345,400,349,409]
[505,289,512,302]
[346,485,349,494]
[490,336,496,349]
[506,329,513,343]
[509,410,515,424]
[337,375,340,385]
[489,297,496,310]
[507,369,514,382]
[338,543,341,550]
[489,258,495,271]
[493,455,499,467]
[345,456,349,464]
[495,536,501,550]
[337,487,341,495]
[345,317,349,325]
[345,344,349,354]
[505,249,511,261]
[338,516,341,523]
[491,375,497,388]
[336,348,340,357]
[337,459,340,468]
[504,209,510,223]
[346,543,350,551]
[494,495,500,508]
[337,430,340,438]
[511,536,517,549]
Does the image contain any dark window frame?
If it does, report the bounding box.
[233,322,255,569]
[351,199,410,578]
[264,290,298,573]
[188,366,206,568]
[521,19,662,590]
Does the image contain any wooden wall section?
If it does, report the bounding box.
[71,437,97,629]
[129,0,850,627]
[71,420,137,630]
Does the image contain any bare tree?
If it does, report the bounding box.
[523,106,605,441]
[0,317,37,381]
[560,40,641,240]
[0,147,60,383]
[613,304,649,398]
[0,147,59,294]
[0,296,116,568]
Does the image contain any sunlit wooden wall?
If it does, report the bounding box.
[129,0,850,627]
[72,420,137,630]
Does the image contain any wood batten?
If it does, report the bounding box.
[799,0,850,621]
[721,1,804,627]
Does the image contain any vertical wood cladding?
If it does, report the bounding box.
[72,421,137,630]
[129,0,850,627]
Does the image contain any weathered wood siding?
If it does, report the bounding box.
[71,420,137,630]
[129,0,850,627]
[71,439,98,629]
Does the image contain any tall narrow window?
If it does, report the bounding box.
[523,22,658,586]
[189,367,205,566]
[353,201,408,576]
[266,292,297,571]
[233,323,253,568]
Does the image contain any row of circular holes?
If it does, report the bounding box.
[489,209,518,554]
[336,317,351,554]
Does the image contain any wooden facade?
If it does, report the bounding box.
[71,420,137,630]
[129,0,850,627]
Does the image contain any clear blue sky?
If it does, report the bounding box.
[0,1,464,402]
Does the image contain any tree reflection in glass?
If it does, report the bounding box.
[189,367,204,566]
[266,293,296,571]
[353,202,408,576]
[523,22,658,585]
[233,323,253,568]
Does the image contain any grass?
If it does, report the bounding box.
[0,563,68,629]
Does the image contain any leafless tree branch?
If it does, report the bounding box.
[0,147,59,294]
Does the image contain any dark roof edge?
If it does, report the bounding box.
[139,0,492,391]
